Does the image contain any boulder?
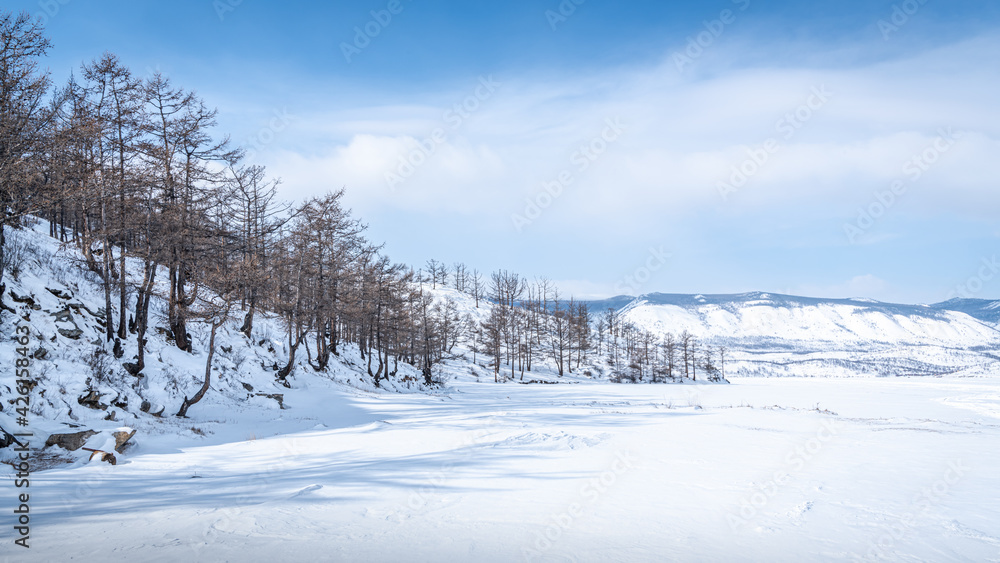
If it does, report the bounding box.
[46,287,72,300]
[50,308,73,323]
[9,291,40,310]
[69,302,102,318]
[112,429,136,453]
[255,393,284,409]
[0,426,15,449]
[58,328,84,340]
[78,390,107,410]
[45,430,98,451]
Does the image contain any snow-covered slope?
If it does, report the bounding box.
[0,219,607,471]
[932,297,1000,326]
[0,219,431,469]
[610,292,1000,378]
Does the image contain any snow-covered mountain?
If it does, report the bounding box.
[932,297,1000,326]
[595,292,1000,378]
[613,292,1000,345]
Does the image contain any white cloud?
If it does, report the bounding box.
[257,32,1000,237]
[225,33,1000,305]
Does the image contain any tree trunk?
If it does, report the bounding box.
[118,251,128,340]
[0,227,7,320]
[277,328,304,385]
[102,238,116,342]
[133,261,156,373]
[176,321,219,417]
[240,291,256,337]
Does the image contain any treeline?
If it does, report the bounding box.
[414,262,593,382]
[411,263,728,384]
[0,12,591,402]
[0,13,485,410]
[596,309,727,383]
[0,12,724,408]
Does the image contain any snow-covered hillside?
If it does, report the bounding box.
[611,292,1000,378]
[0,219,607,471]
[0,219,433,469]
[932,297,1000,326]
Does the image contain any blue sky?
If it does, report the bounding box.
[14,0,1000,303]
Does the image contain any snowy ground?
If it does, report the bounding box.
[13,375,1000,562]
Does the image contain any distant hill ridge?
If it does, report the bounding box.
[584,291,1000,326]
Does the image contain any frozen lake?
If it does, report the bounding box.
[22,376,1000,562]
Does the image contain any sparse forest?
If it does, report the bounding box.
[0,11,719,418]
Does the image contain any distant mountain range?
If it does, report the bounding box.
[583,292,1000,378]
[585,292,1000,329]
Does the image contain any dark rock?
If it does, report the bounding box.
[112,339,124,359]
[58,328,84,340]
[45,430,98,451]
[50,308,73,323]
[46,287,72,300]
[32,347,48,360]
[123,362,141,376]
[242,382,254,392]
[77,390,107,410]
[9,291,39,309]
[104,410,117,421]
[0,426,15,449]
[112,395,128,409]
[255,393,284,409]
[140,400,165,417]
